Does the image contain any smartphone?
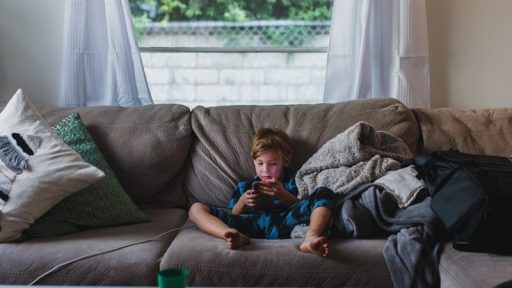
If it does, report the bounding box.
[251,181,270,200]
[251,181,261,193]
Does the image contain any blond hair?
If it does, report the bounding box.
[251,128,292,160]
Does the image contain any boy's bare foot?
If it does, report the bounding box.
[299,234,329,257]
[224,229,251,250]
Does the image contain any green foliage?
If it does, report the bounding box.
[131,13,151,40]
[129,0,332,22]
[129,0,332,47]
[158,0,187,22]
[282,0,332,20]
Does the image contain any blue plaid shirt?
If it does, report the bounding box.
[209,172,335,239]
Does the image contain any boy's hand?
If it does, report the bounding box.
[259,178,285,198]
[243,189,262,207]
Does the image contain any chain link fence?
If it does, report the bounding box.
[138,20,331,48]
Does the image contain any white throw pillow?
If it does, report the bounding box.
[0,89,105,242]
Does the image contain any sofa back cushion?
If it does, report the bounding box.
[186,98,419,207]
[413,107,512,156]
[34,104,192,208]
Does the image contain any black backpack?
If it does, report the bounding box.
[409,150,512,254]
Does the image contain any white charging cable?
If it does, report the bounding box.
[29,224,195,285]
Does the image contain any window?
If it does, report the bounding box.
[130,0,333,108]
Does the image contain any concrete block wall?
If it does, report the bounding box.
[141,52,327,108]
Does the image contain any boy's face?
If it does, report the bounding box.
[253,149,289,181]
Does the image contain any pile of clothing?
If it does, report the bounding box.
[296,121,445,288]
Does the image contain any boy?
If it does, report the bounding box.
[189,128,335,256]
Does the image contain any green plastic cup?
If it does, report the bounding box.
[158,268,188,288]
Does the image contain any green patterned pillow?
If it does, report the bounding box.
[26,112,149,237]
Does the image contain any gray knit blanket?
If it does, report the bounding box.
[296,121,413,198]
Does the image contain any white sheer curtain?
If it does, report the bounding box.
[323,0,430,108]
[59,0,153,107]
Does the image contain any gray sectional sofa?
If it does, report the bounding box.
[1,98,512,287]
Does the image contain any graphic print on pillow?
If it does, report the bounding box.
[0,133,42,204]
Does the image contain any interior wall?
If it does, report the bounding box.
[0,0,65,105]
[0,0,511,108]
[427,0,512,108]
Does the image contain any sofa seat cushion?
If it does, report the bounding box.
[0,208,187,286]
[161,225,393,287]
[440,243,512,288]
